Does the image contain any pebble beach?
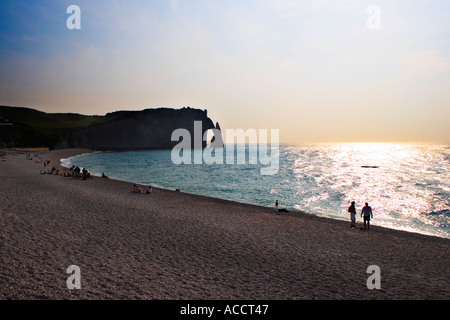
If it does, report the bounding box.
[1,149,449,300]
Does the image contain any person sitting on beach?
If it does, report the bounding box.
[361,203,373,231]
[73,166,81,178]
[348,201,357,229]
[146,186,153,194]
[274,200,288,212]
[134,184,143,194]
[81,168,87,180]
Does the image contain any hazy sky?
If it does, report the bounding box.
[1,0,449,143]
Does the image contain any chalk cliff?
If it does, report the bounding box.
[0,106,219,150]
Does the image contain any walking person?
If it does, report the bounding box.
[348,201,357,229]
[361,202,373,231]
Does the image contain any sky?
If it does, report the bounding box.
[0,0,449,143]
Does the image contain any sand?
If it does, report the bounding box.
[0,149,449,300]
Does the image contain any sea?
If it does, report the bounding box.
[62,143,450,239]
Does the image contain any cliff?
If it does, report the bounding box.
[0,106,218,150]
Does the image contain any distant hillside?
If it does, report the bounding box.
[0,106,220,150]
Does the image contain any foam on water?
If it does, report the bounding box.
[66,143,450,238]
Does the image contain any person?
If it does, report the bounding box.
[348,201,356,229]
[146,186,152,194]
[73,166,81,178]
[81,168,87,180]
[134,184,143,194]
[361,202,373,231]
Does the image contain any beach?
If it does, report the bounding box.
[0,149,449,300]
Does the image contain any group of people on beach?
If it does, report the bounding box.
[40,164,91,179]
[348,201,373,231]
[133,184,153,195]
[26,152,42,161]
[68,165,92,180]
[26,153,50,166]
[40,166,62,176]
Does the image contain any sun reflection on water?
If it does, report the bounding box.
[292,143,450,237]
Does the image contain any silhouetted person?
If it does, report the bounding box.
[361,203,373,231]
[348,201,356,228]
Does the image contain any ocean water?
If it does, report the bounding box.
[63,143,450,239]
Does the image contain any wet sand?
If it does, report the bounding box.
[0,149,449,299]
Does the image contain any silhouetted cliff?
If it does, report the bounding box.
[0,106,218,150]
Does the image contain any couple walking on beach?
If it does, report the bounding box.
[348,201,373,231]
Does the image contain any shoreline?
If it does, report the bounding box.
[1,148,449,299]
[58,148,448,240]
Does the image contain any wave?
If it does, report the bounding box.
[60,151,103,169]
[425,209,450,217]
[421,209,450,229]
